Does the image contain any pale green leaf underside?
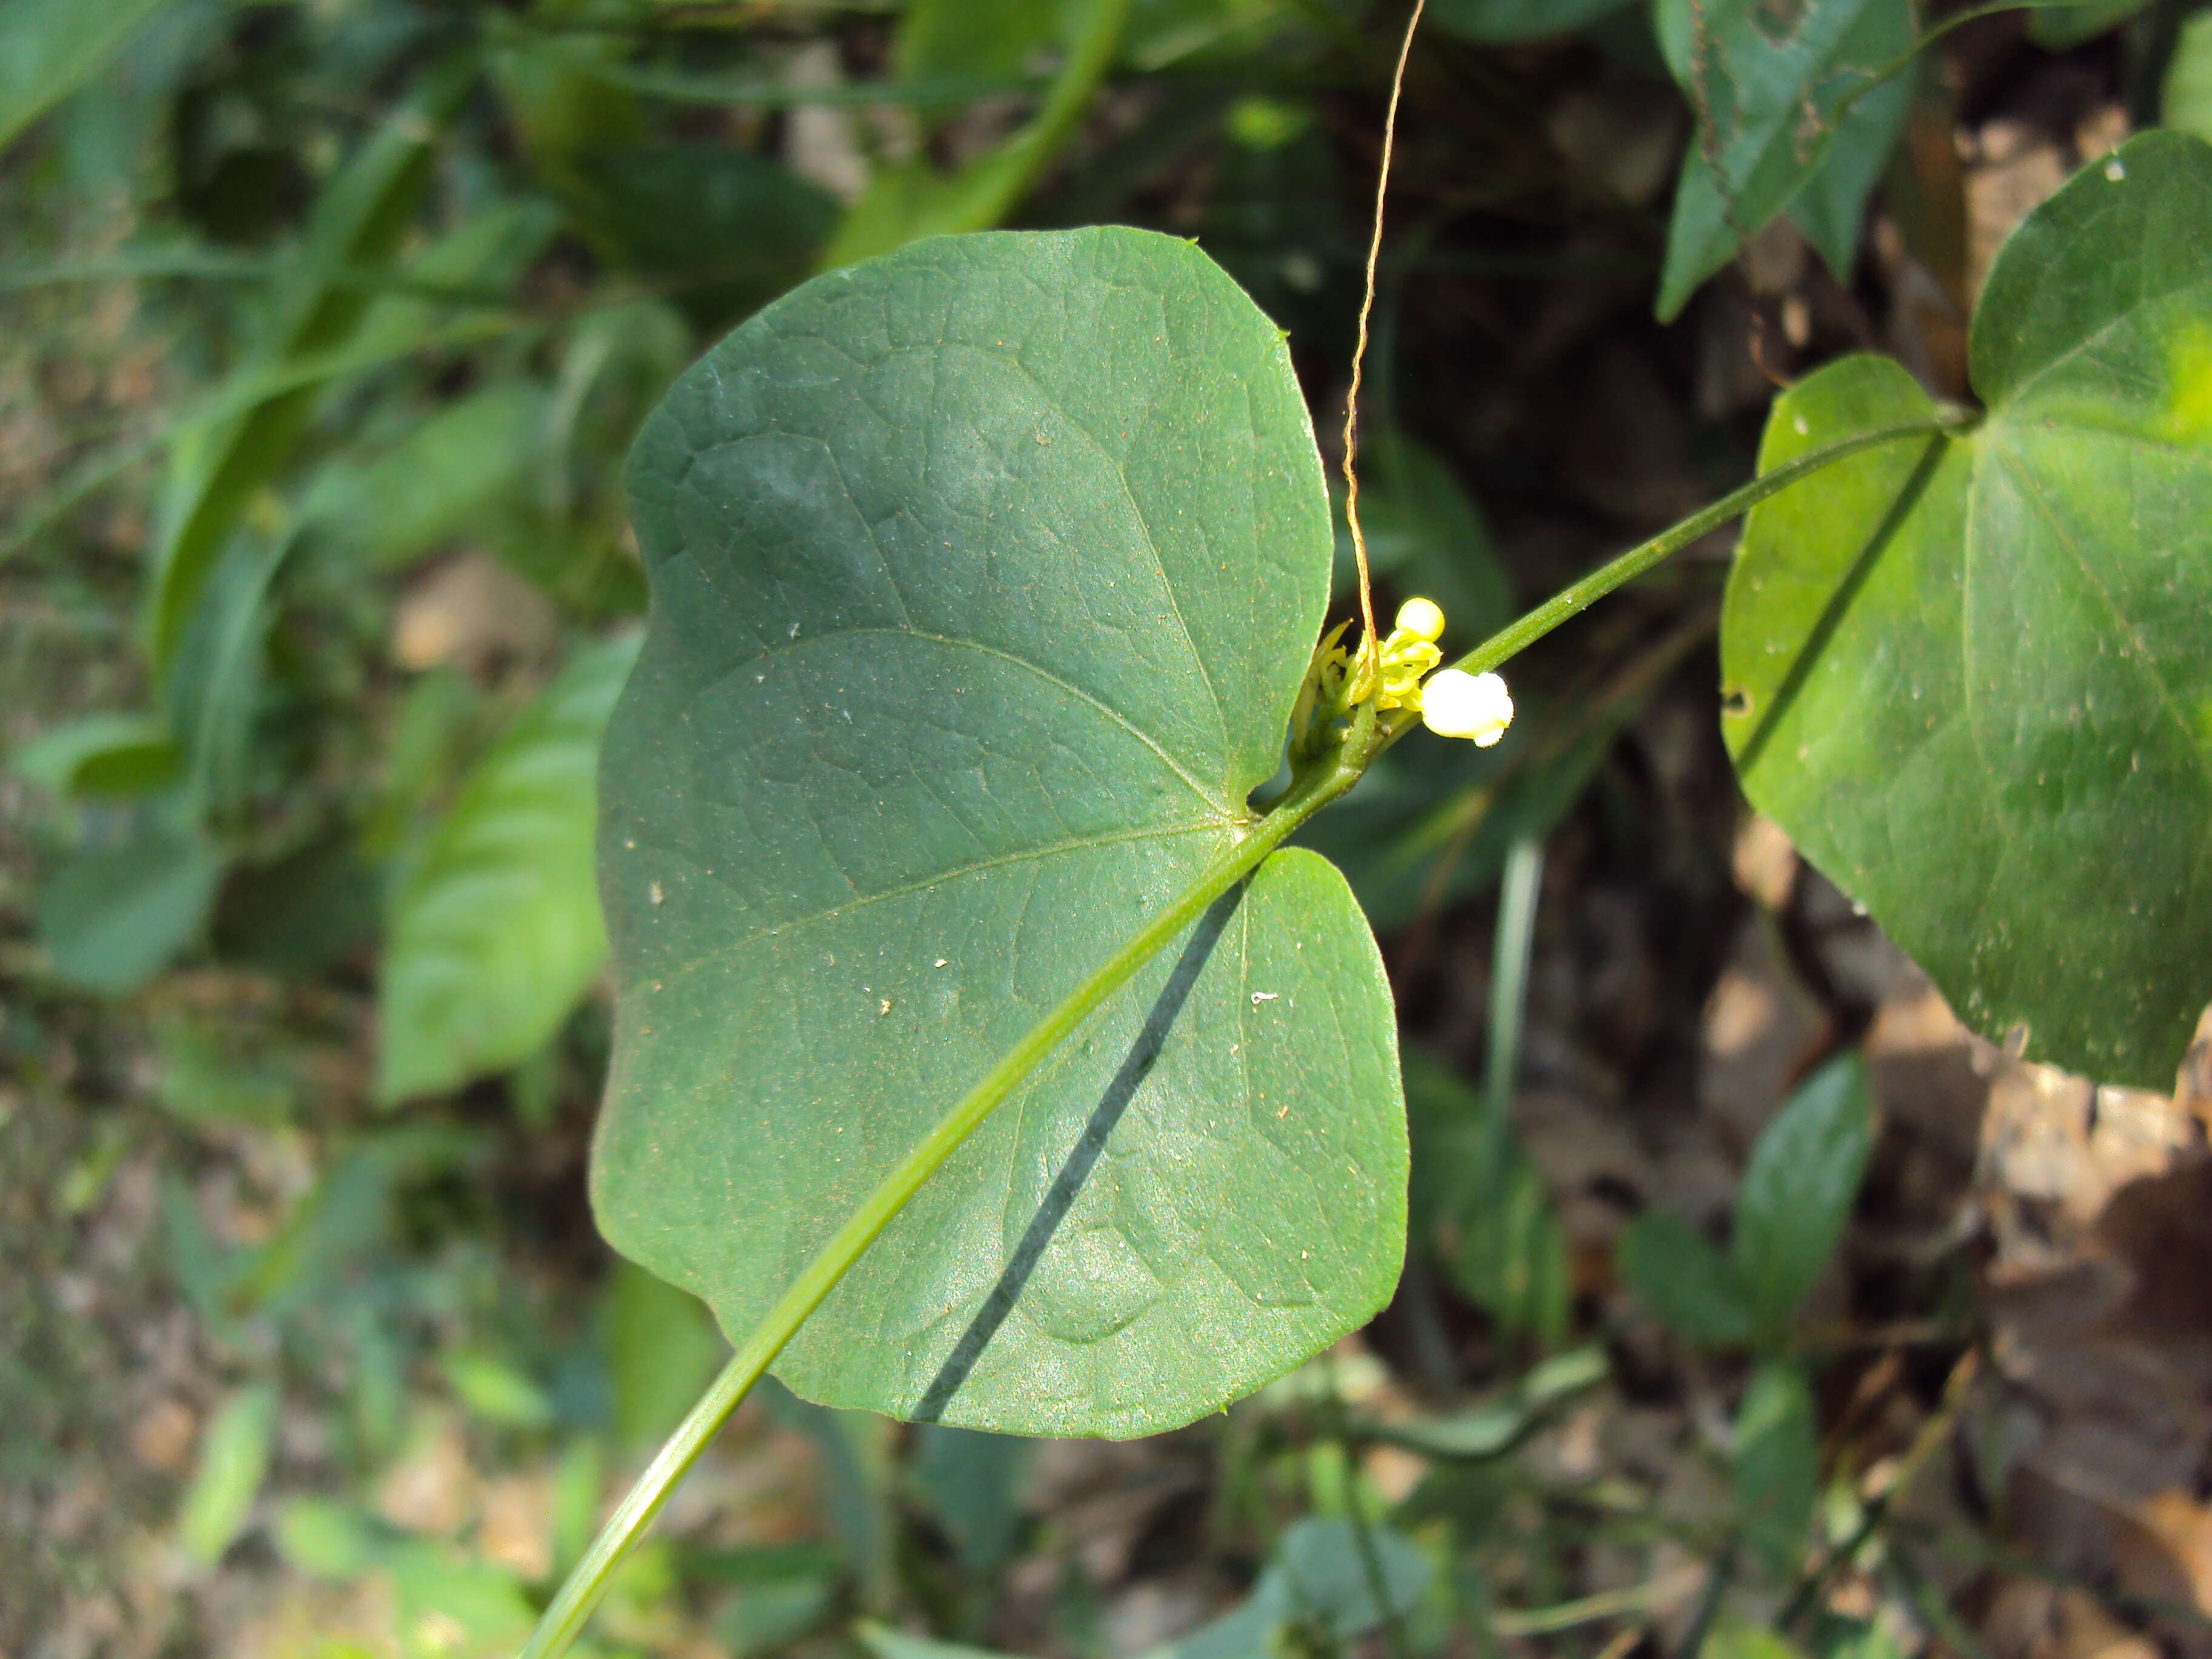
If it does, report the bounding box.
[594,229,1406,1437]
[1723,133,2212,1088]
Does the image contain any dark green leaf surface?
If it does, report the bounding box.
[1617,1210,1755,1346]
[1724,132,2212,1086]
[377,634,638,1102]
[149,62,472,673]
[38,819,224,994]
[9,711,178,800]
[1429,0,1634,42]
[1732,1057,1871,1343]
[594,229,1405,1437]
[1653,0,1915,320]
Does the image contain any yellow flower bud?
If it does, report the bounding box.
[1420,668,1513,746]
[1394,595,1446,643]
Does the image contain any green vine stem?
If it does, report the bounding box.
[517,412,1960,1659]
[1439,418,1959,682]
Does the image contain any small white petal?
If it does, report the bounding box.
[1395,595,1446,642]
[1421,668,1513,745]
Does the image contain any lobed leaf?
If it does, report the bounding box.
[1723,132,2212,1086]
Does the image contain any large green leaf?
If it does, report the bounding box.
[594,228,1404,1438]
[1723,131,2212,1087]
[1616,1210,1755,1346]
[1653,0,1914,320]
[0,0,174,155]
[377,634,638,1103]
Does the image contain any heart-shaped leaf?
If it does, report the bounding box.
[1723,132,2212,1087]
[594,229,1405,1437]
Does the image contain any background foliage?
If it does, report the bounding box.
[4,1,2211,1657]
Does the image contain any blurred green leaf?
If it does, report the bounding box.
[236,1151,394,1318]
[896,0,1084,85]
[148,59,473,673]
[859,1626,1011,1659]
[550,1438,605,1579]
[1429,0,1634,42]
[2163,11,2212,145]
[37,817,225,993]
[1169,1517,1431,1659]
[377,632,639,1103]
[1652,0,1915,319]
[1733,1359,1819,1574]
[1710,1623,1814,1659]
[442,1350,557,1429]
[2028,0,2152,50]
[384,1539,537,1655]
[1402,1049,1569,1346]
[176,1381,279,1566]
[1733,1056,1872,1343]
[304,383,552,569]
[824,0,1130,266]
[860,1518,1429,1659]
[595,230,1404,1436]
[1617,1210,1755,1346]
[1723,133,2212,1086]
[914,1424,1031,1581]
[169,523,301,820]
[566,143,837,329]
[273,1497,380,1579]
[0,0,175,155]
[10,711,178,800]
[152,1018,295,1126]
[606,1259,726,1450]
[210,834,380,974]
[1366,1346,1607,1458]
[719,1572,842,1657]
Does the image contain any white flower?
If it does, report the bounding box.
[1394,595,1446,643]
[1420,668,1513,746]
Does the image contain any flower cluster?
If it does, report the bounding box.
[1304,595,1515,748]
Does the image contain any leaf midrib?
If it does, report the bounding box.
[639,817,1233,991]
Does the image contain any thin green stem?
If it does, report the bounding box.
[518,750,1364,1659]
[1481,833,1543,1155]
[1440,419,1957,685]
